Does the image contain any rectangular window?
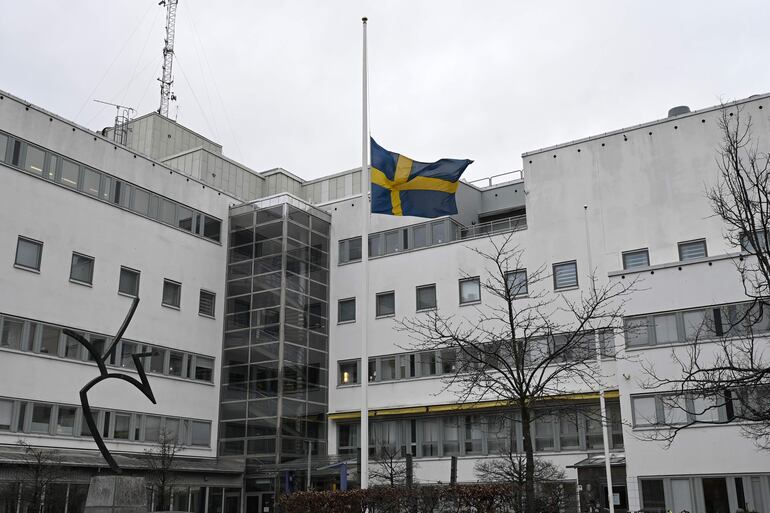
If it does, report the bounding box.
[459,277,481,304]
[1,318,25,350]
[486,415,511,455]
[24,145,46,176]
[159,198,177,225]
[559,411,580,449]
[348,237,362,262]
[178,206,194,231]
[369,234,383,257]
[641,480,666,512]
[376,291,395,317]
[678,239,708,261]
[632,396,658,426]
[384,230,401,253]
[56,406,76,435]
[553,261,578,290]
[168,351,184,377]
[416,284,437,311]
[120,341,138,369]
[653,313,679,344]
[203,216,221,242]
[81,168,101,196]
[442,417,461,456]
[30,404,52,433]
[199,290,216,317]
[113,414,131,440]
[118,267,140,296]
[162,279,181,308]
[506,269,528,297]
[149,347,166,374]
[144,415,161,442]
[0,133,7,162]
[420,419,440,457]
[194,357,214,382]
[191,421,211,446]
[440,349,457,374]
[15,237,42,271]
[419,351,437,377]
[59,159,80,189]
[661,395,688,425]
[339,360,358,385]
[432,222,446,244]
[39,325,60,355]
[70,253,94,285]
[625,317,651,347]
[534,415,555,451]
[0,400,13,431]
[338,298,356,323]
[63,332,82,359]
[413,225,428,248]
[622,248,650,269]
[132,188,150,215]
[380,356,396,381]
[464,415,483,454]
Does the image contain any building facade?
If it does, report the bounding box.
[1,86,769,513]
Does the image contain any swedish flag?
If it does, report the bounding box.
[370,138,473,218]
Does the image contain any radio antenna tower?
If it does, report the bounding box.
[158,0,179,117]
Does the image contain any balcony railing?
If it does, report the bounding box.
[459,214,527,240]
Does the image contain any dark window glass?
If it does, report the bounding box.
[24,145,46,176]
[132,188,150,215]
[15,237,42,271]
[59,159,80,189]
[338,298,356,323]
[82,168,100,196]
[416,285,437,311]
[178,206,194,231]
[204,216,221,242]
[118,267,140,296]
[199,290,216,317]
[162,279,181,308]
[70,253,94,284]
[30,404,52,433]
[459,278,481,304]
[376,292,395,317]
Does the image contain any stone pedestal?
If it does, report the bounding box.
[84,476,148,513]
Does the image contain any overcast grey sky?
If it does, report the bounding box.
[1,1,769,182]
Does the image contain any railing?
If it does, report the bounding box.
[459,214,527,239]
[466,170,523,188]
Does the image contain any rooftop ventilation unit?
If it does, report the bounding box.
[668,105,691,117]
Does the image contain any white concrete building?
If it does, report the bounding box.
[1,86,769,513]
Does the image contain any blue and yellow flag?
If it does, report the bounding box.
[370,138,472,218]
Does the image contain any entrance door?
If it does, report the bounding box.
[703,478,730,513]
[246,493,274,513]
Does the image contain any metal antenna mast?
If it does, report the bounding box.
[158,0,178,117]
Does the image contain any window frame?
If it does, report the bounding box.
[459,277,481,305]
[622,248,650,270]
[162,279,182,310]
[678,239,708,261]
[339,359,360,385]
[552,260,578,290]
[337,297,356,324]
[198,289,216,318]
[14,236,43,272]
[505,269,528,298]
[415,284,437,312]
[69,252,95,286]
[118,266,141,297]
[375,291,396,318]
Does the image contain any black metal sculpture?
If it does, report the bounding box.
[63,297,156,473]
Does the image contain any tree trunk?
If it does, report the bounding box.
[520,404,536,513]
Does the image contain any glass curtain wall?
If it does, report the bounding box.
[221,202,330,465]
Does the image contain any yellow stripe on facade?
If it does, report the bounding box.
[327,390,620,420]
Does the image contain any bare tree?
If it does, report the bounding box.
[641,106,770,447]
[9,440,66,512]
[369,446,409,487]
[475,450,565,513]
[143,429,181,510]
[398,234,632,513]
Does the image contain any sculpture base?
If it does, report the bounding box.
[84,476,148,513]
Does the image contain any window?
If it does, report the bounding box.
[376,291,395,317]
[1,319,25,350]
[338,298,356,323]
[39,325,60,355]
[203,216,221,242]
[741,229,768,254]
[416,284,436,311]
[81,168,101,196]
[24,145,45,176]
[59,159,80,189]
[413,225,428,248]
[553,261,578,290]
[534,415,555,451]
[419,351,437,377]
[442,417,461,456]
[661,395,688,425]
[506,269,528,297]
[169,351,184,377]
[559,411,580,449]
[113,413,131,439]
[464,415,483,454]
[199,290,216,317]
[653,313,678,344]
[431,222,446,244]
[339,424,360,456]
[632,396,658,426]
[0,400,13,431]
[30,404,52,433]
[56,406,76,436]
[132,188,150,215]
[15,237,42,271]
[622,248,650,269]
[440,349,457,374]
[420,419,440,457]
[120,341,139,369]
[69,253,94,285]
[162,279,181,308]
[118,267,140,296]
[194,357,214,382]
[191,421,211,446]
[381,356,396,380]
[641,480,666,512]
[144,415,161,442]
[459,277,481,304]
[678,239,707,261]
[339,360,358,385]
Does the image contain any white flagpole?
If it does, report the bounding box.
[360,15,370,490]
[584,206,615,513]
